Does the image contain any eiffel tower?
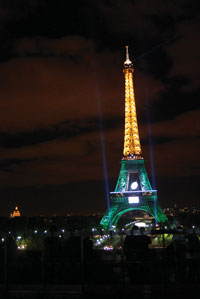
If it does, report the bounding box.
[100,46,168,230]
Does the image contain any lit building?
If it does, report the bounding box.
[100,46,168,230]
[10,206,21,218]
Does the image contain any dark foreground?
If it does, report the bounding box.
[1,248,200,299]
[1,282,200,299]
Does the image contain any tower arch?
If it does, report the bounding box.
[111,207,155,227]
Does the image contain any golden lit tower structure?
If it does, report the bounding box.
[123,46,142,159]
[100,46,168,229]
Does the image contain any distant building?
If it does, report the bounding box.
[10,206,21,218]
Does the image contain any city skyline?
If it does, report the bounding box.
[0,0,199,216]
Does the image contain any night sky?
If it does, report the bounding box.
[0,0,199,217]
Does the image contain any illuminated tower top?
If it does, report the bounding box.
[123,46,142,160]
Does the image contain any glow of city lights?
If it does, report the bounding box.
[103,246,113,251]
[135,222,148,228]
[17,245,26,250]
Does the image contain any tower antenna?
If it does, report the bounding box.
[126,45,129,61]
[124,45,132,65]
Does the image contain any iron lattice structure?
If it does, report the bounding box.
[100,47,168,230]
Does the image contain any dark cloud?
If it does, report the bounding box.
[141,136,175,146]
[0,157,36,172]
[13,36,93,58]
[136,45,173,80]
[151,79,200,121]
[0,116,122,149]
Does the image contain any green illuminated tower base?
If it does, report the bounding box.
[100,159,168,230]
